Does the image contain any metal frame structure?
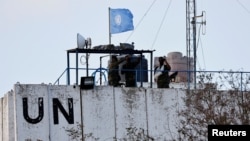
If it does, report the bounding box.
[186,0,197,88]
[66,48,155,88]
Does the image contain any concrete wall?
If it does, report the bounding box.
[0,84,186,141]
[1,91,15,141]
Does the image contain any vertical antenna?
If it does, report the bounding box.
[186,1,206,89]
[186,0,196,89]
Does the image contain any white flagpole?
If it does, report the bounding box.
[108,7,111,44]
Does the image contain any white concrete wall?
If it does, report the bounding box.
[82,86,116,140]
[1,91,15,141]
[0,84,186,141]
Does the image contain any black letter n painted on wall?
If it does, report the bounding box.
[23,97,44,124]
[53,98,74,124]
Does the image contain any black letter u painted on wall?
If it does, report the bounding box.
[23,97,44,124]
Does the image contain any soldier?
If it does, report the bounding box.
[121,55,141,87]
[108,55,124,87]
[154,56,171,88]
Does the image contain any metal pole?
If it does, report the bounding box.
[100,57,102,85]
[186,0,191,89]
[67,51,70,85]
[192,18,197,89]
[193,0,197,89]
[86,47,89,77]
[76,50,79,85]
[150,52,153,88]
[140,53,143,87]
[108,7,111,44]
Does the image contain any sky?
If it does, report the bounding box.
[0,0,250,96]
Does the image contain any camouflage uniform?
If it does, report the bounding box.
[156,65,171,88]
[108,56,124,87]
[121,56,141,87]
[154,56,171,88]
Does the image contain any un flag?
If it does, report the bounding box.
[110,8,134,34]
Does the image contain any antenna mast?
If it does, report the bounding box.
[186,0,206,89]
[186,0,197,88]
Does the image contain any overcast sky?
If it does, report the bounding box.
[1,0,250,96]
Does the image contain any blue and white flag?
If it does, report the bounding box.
[110,8,134,34]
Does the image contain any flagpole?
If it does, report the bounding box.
[108,7,111,44]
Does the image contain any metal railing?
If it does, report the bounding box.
[54,68,250,92]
